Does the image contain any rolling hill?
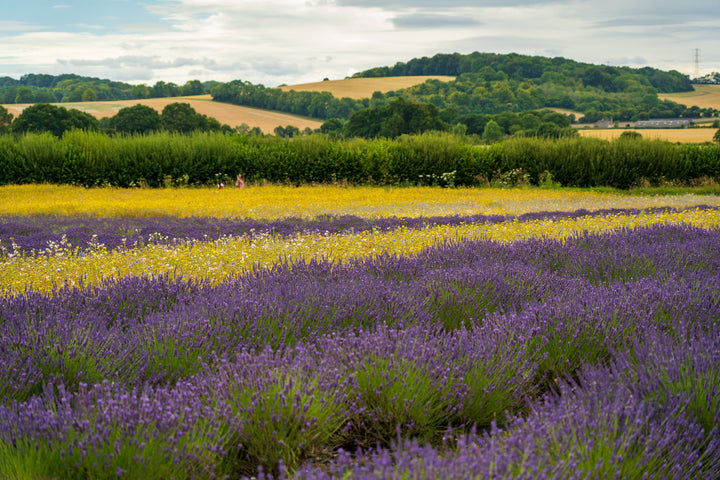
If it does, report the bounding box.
[658,84,720,111]
[2,76,456,134]
[2,95,323,134]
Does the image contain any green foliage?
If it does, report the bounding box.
[211,80,362,120]
[0,106,12,134]
[0,73,210,104]
[109,104,161,134]
[619,130,643,141]
[714,129,720,144]
[274,125,301,138]
[319,118,344,138]
[0,131,719,189]
[482,120,505,143]
[345,52,714,122]
[14,86,34,103]
[350,356,459,447]
[161,102,210,133]
[11,104,98,137]
[219,368,346,477]
[344,98,446,138]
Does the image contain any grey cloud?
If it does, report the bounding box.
[392,13,482,29]
[58,55,218,70]
[250,60,307,77]
[603,56,648,66]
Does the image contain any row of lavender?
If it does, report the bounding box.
[1,224,719,478]
[3,206,717,255]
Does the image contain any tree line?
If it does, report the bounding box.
[0,97,578,142]
[0,102,232,137]
[321,98,577,141]
[0,73,213,104]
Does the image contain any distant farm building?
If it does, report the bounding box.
[594,119,614,128]
[634,119,695,128]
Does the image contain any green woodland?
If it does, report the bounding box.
[0,74,213,104]
[210,51,719,125]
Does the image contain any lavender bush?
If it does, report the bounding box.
[1,222,719,478]
[3,206,716,256]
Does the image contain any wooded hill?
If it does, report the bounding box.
[210,52,718,124]
[0,73,215,105]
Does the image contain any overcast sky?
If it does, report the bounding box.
[2,0,718,88]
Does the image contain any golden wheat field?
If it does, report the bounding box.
[659,84,720,110]
[279,75,455,99]
[577,128,716,143]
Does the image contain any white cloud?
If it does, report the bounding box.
[0,0,718,85]
[0,20,44,32]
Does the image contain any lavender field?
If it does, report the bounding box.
[1,186,719,479]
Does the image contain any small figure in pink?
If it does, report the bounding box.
[235,173,245,189]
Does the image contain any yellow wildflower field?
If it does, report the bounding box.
[3,184,720,219]
[2,184,719,293]
[2,206,718,294]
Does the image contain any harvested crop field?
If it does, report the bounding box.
[659,84,720,110]
[577,127,716,143]
[2,95,323,134]
[279,75,455,99]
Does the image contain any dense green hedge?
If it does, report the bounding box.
[1,130,718,189]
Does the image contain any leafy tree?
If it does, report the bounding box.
[619,130,643,141]
[81,88,97,102]
[344,98,445,138]
[34,90,58,103]
[3,87,18,104]
[67,109,99,131]
[482,119,505,143]
[320,118,344,137]
[457,113,489,135]
[344,108,382,138]
[714,129,720,144]
[15,87,34,103]
[108,104,161,134]
[151,81,171,98]
[11,103,97,136]
[0,105,13,134]
[66,87,84,102]
[12,103,72,136]
[161,102,203,133]
[182,80,205,96]
[274,125,300,138]
[535,122,561,139]
[130,84,151,99]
